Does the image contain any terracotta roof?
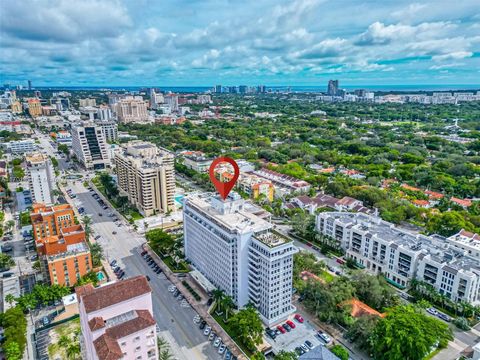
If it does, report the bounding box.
[451,197,472,207]
[105,310,156,339]
[425,190,444,199]
[343,299,385,318]
[89,316,105,331]
[77,276,151,313]
[93,334,123,360]
[337,196,358,206]
[458,229,480,241]
[413,199,430,206]
[401,184,422,192]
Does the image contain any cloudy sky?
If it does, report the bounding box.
[1,0,479,87]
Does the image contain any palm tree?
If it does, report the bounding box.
[66,344,80,359]
[58,335,71,350]
[212,289,225,313]
[222,295,235,321]
[81,215,92,240]
[5,294,16,306]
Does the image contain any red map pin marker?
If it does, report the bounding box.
[209,157,240,200]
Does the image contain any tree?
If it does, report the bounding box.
[146,229,176,255]
[157,337,174,360]
[229,306,264,352]
[291,212,315,240]
[330,345,349,360]
[221,295,235,320]
[370,305,453,360]
[251,352,266,360]
[346,315,379,350]
[5,294,16,306]
[350,271,398,310]
[90,243,104,267]
[81,216,92,239]
[4,341,22,360]
[212,289,225,312]
[426,211,469,237]
[274,350,298,360]
[0,253,15,269]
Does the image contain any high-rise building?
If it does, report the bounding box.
[79,98,97,107]
[116,96,149,123]
[11,101,22,113]
[27,98,42,117]
[95,120,118,142]
[71,123,110,170]
[30,203,92,286]
[215,85,222,93]
[76,276,158,360]
[164,94,179,112]
[26,152,55,205]
[34,90,41,98]
[239,85,248,94]
[327,80,339,96]
[184,193,298,325]
[97,105,113,121]
[257,85,266,93]
[115,141,175,216]
[28,80,32,90]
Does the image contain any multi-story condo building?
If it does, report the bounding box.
[31,204,92,286]
[179,151,213,173]
[115,141,175,216]
[76,276,157,360]
[97,105,113,121]
[3,139,36,154]
[251,168,310,197]
[316,212,480,304]
[27,98,42,117]
[95,120,118,142]
[11,101,22,113]
[446,230,480,261]
[116,96,149,123]
[184,193,298,325]
[79,98,97,107]
[71,123,110,170]
[26,152,55,205]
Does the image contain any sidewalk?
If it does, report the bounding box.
[145,244,249,360]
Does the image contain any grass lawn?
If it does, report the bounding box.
[47,317,81,360]
[162,256,190,273]
[320,270,335,283]
[211,312,254,357]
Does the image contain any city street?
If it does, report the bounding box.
[67,179,222,360]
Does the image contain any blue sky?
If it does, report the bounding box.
[1,0,479,87]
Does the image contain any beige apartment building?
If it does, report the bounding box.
[116,96,149,123]
[115,141,175,216]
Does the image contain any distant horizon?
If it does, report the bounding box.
[11,83,480,93]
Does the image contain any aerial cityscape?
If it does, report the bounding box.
[0,1,479,360]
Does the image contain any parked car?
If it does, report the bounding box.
[213,338,222,347]
[112,231,117,235]
[94,235,101,240]
[2,272,14,278]
[203,326,211,336]
[199,321,207,329]
[282,323,291,332]
[141,250,147,256]
[286,320,296,329]
[317,332,331,344]
[155,268,162,274]
[42,317,49,326]
[305,340,314,349]
[277,325,286,334]
[207,298,214,306]
[295,347,305,355]
[300,344,309,353]
[427,307,438,316]
[294,314,304,323]
[266,328,276,340]
[218,344,226,354]
[110,260,117,267]
[146,275,150,281]
[437,313,451,322]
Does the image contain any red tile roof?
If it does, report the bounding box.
[451,197,472,207]
[343,299,385,318]
[89,316,105,331]
[76,276,151,314]
[401,184,422,192]
[105,310,155,339]
[413,199,430,207]
[425,190,444,199]
[93,334,123,360]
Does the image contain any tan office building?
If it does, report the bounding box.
[115,141,175,216]
[28,98,42,117]
[116,96,149,123]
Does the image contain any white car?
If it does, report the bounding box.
[214,338,222,347]
[193,315,201,324]
[218,344,226,354]
[203,326,211,336]
[301,344,309,353]
[318,332,331,344]
[168,286,177,293]
[427,307,438,316]
[209,332,216,341]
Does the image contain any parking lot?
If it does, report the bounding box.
[265,315,327,356]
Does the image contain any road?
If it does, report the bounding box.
[67,179,221,360]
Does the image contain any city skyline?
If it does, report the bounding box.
[1,0,479,87]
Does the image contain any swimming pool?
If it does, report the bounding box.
[174,194,184,206]
[97,271,105,281]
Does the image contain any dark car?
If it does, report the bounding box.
[113,266,121,273]
[1,245,13,252]
[110,260,117,267]
[117,270,125,278]
[305,340,314,349]
[207,298,214,306]
[146,275,150,281]
[155,268,162,274]
[282,323,291,332]
[199,320,207,329]
[112,231,117,235]
[2,272,14,278]
[265,328,276,340]
[141,250,147,256]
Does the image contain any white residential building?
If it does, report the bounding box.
[95,120,118,143]
[316,212,480,304]
[97,105,113,121]
[26,152,55,205]
[79,98,96,107]
[71,123,110,170]
[116,96,149,123]
[184,193,297,325]
[3,139,36,154]
[76,276,158,360]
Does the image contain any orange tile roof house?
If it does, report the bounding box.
[451,197,473,208]
[76,276,157,360]
[343,299,386,318]
[31,203,92,286]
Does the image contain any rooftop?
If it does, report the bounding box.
[76,276,151,314]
